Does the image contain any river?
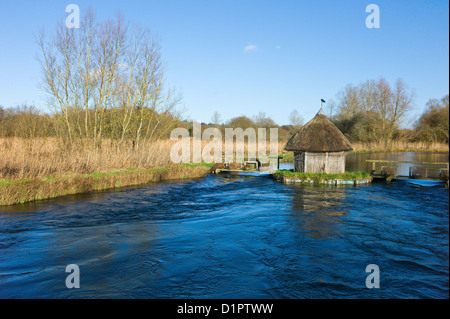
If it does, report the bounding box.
[0,152,448,298]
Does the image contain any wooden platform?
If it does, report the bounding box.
[211,157,282,174]
[367,159,449,186]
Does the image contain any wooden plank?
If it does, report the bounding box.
[366,160,448,165]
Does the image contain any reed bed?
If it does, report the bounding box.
[0,137,286,205]
[350,141,449,153]
[1,137,446,205]
[1,138,445,181]
[0,137,287,180]
[0,137,173,180]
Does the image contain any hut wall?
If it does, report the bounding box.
[294,152,305,172]
[328,151,347,173]
[305,152,326,173]
[294,151,346,174]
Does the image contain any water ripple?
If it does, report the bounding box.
[0,170,448,298]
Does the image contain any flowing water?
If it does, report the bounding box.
[0,152,448,298]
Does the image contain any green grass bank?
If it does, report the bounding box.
[272,170,372,185]
[0,163,214,206]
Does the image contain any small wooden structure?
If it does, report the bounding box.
[211,156,281,174]
[285,108,353,174]
[367,160,449,180]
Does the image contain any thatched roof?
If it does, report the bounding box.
[285,111,353,152]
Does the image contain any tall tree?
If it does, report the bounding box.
[415,94,449,143]
[334,78,414,146]
[37,8,180,148]
[338,84,362,119]
[253,112,277,128]
[288,110,304,127]
[211,111,222,125]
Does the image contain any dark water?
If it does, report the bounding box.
[0,153,448,298]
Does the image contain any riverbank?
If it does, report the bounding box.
[0,137,218,205]
[1,137,447,205]
[0,163,213,206]
[272,170,372,185]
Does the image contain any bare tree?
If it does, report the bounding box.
[253,111,276,128]
[38,22,76,144]
[415,94,449,143]
[374,78,414,147]
[288,110,304,126]
[334,78,414,146]
[37,8,180,149]
[211,111,222,125]
[324,99,338,120]
[338,84,362,119]
[359,79,377,112]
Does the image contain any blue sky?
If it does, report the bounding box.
[0,0,448,125]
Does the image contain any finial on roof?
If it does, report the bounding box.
[317,98,326,115]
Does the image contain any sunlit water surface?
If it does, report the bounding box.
[0,152,448,298]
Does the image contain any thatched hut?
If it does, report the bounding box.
[285,109,353,174]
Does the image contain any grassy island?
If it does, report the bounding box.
[272,170,372,185]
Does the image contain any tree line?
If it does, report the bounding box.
[179,80,448,147]
[179,110,304,142]
[0,104,180,141]
[1,88,448,146]
[326,78,448,146]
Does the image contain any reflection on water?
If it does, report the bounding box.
[346,152,449,176]
[290,184,347,213]
[0,153,448,298]
[289,184,348,239]
[281,151,449,176]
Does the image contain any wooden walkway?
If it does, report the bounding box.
[366,160,449,181]
[211,156,282,174]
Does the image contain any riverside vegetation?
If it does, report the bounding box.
[0,138,214,206]
[2,136,446,205]
[0,137,285,206]
[273,170,372,184]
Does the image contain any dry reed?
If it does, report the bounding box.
[350,141,449,153]
[0,137,287,180]
[0,137,447,205]
[0,137,286,205]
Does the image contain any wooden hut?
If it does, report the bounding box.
[285,109,353,174]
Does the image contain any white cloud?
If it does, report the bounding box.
[243,43,258,53]
[275,45,281,50]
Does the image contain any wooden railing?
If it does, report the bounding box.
[366,160,449,178]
